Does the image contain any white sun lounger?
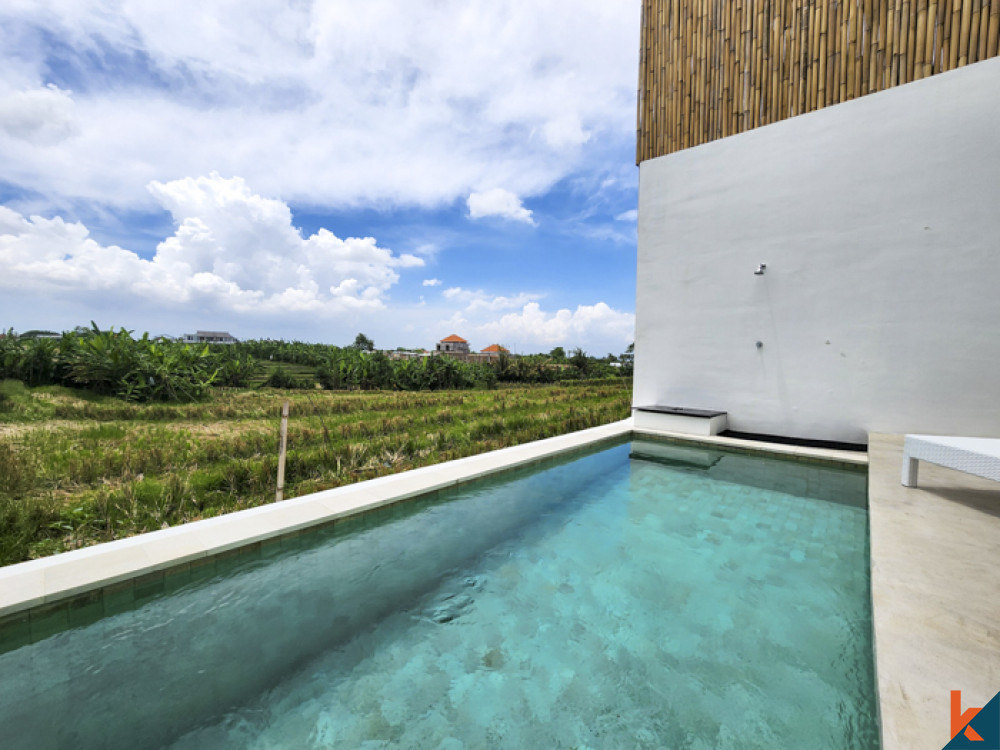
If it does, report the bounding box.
[901,434,1000,487]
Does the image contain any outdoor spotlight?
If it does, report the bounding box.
[754,264,767,275]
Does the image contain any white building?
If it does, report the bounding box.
[634,44,1000,444]
[180,330,238,345]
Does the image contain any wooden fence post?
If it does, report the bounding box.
[276,400,289,502]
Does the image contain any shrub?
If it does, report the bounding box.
[263,367,304,389]
[0,379,28,411]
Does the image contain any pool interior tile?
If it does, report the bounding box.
[278,529,304,548]
[66,590,104,629]
[259,538,284,559]
[187,554,217,574]
[29,601,70,643]
[239,541,262,561]
[213,548,248,579]
[162,563,194,595]
[0,611,31,655]
[132,571,166,607]
[101,580,135,617]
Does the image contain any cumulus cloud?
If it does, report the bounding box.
[0,0,640,211]
[475,302,634,350]
[432,286,633,353]
[442,287,541,312]
[422,278,442,287]
[0,85,78,145]
[466,189,536,225]
[542,115,591,148]
[0,173,422,314]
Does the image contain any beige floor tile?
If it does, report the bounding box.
[868,433,1000,750]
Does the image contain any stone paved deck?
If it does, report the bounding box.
[868,433,1000,750]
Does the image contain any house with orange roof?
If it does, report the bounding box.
[479,344,509,360]
[435,334,469,355]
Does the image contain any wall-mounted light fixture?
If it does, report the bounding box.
[754,264,767,275]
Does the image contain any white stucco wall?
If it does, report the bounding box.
[635,57,1000,444]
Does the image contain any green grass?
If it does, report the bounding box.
[0,381,632,565]
[247,360,319,388]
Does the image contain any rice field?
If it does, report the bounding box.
[0,380,631,565]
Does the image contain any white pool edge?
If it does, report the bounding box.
[0,419,868,619]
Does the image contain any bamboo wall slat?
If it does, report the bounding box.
[637,0,1000,161]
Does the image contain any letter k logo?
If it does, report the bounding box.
[945,690,1000,749]
[953,691,985,742]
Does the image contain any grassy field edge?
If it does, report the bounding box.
[0,381,632,566]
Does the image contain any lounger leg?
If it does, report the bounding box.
[901,456,919,487]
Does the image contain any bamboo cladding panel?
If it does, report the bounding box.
[637,0,1000,161]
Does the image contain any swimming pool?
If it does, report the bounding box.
[0,437,879,748]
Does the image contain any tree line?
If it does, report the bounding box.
[0,325,632,403]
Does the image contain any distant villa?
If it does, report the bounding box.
[479,344,508,359]
[430,336,512,362]
[180,330,238,345]
[435,334,469,354]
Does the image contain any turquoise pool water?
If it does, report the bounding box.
[0,438,878,748]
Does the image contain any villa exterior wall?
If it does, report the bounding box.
[634,57,1000,444]
[637,0,1000,162]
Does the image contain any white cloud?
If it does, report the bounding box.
[615,209,637,222]
[442,286,541,312]
[413,243,439,258]
[429,292,633,353]
[0,0,639,211]
[422,278,442,287]
[467,189,536,225]
[0,84,78,145]
[0,173,422,315]
[475,301,634,351]
[542,115,591,148]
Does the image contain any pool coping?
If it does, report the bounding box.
[0,419,867,620]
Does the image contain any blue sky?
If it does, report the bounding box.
[0,0,640,355]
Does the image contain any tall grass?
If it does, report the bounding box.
[0,383,630,565]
